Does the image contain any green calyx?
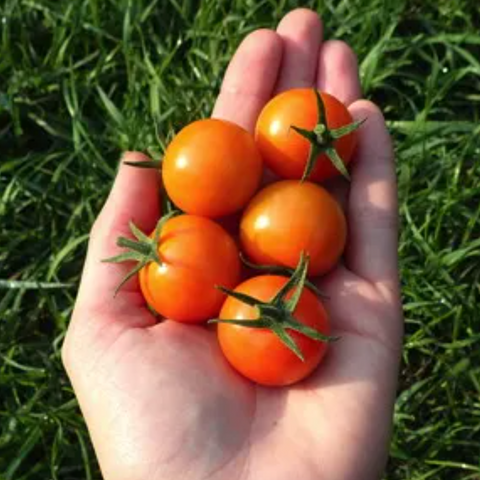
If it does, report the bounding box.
[291,89,366,182]
[210,253,338,361]
[123,147,163,169]
[123,159,162,169]
[239,253,328,299]
[102,211,179,296]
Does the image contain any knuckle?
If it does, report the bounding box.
[324,39,359,70]
[353,202,399,230]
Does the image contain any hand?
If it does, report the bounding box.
[63,9,402,480]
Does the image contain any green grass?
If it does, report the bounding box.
[1,0,480,478]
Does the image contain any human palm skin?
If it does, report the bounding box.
[63,9,402,480]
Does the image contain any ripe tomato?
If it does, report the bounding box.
[162,119,263,218]
[240,180,346,276]
[217,275,330,386]
[255,89,357,181]
[139,215,240,322]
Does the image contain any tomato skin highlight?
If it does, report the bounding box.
[240,180,346,276]
[162,119,263,218]
[255,89,357,181]
[139,215,240,323]
[217,275,330,386]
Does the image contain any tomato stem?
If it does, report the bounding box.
[124,159,162,169]
[102,211,180,296]
[239,253,328,299]
[291,89,365,182]
[216,285,268,308]
[211,253,337,361]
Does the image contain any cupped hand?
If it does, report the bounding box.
[63,9,403,480]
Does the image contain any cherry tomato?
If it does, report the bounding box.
[240,180,346,276]
[255,89,357,181]
[217,275,330,386]
[162,119,263,218]
[139,215,240,323]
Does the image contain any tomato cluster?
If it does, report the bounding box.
[107,88,361,387]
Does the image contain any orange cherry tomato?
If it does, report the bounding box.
[162,119,263,218]
[255,89,357,181]
[139,215,240,323]
[240,180,346,276]
[217,275,330,386]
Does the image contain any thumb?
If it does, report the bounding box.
[74,151,161,317]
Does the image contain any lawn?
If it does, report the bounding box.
[1,0,480,478]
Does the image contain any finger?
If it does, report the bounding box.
[75,152,161,316]
[212,29,282,132]
[275,8,323,93]
[317,266,403,350]
[345,100,399,303]
[317,40,362,105]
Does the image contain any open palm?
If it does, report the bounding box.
[63,9,402,480]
